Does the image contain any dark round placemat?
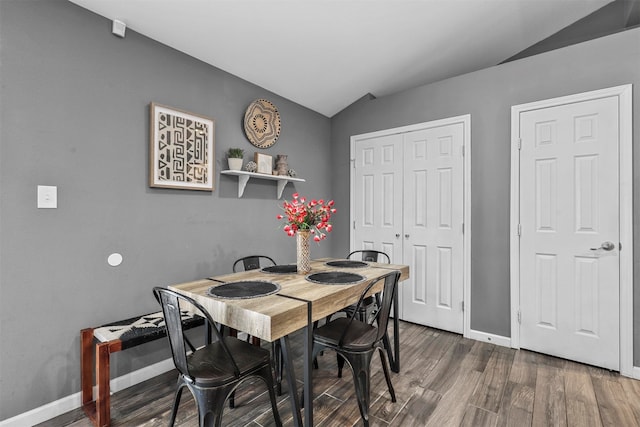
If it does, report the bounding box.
[207,280,281,299]
[325,260,369,268]
[306,271,366,285]
[262,264,297,274]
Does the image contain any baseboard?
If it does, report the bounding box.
[0,357,175,427]
[465,328,511,348]
[632,366,640,380]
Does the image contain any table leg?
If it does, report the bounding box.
[303,316,313,427]
[279,335,303,427]
[392,291,400,373]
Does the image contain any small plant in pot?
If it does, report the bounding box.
[227,148,244,171]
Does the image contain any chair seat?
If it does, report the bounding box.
[314,317,377,351]
[189,337,271,387]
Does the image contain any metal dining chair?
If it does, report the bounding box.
[230,255,285,400]
[153,287,282,427]
[232,255,276,274]
[312,270,400,427]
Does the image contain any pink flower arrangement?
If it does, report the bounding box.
[276,193,336,242]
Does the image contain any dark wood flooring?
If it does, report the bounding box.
[38,321,640,426]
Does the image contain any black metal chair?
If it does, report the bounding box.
[153,287,282,427]
[312,271,400,427]
[231,255,285,399]
[232,255,276,273]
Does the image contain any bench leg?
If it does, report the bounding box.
[95,342,111,427]
[81,328,94,407]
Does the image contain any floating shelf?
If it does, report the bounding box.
[221,170,305,198]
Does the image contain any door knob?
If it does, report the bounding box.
[395,233,400,238]
[591,241,615,251]
[405,234,410,238]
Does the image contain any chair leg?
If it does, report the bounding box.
[341,350,375,427]
[378,347,396,402]
[337,353,346,378]
[258,364,283,427]
[189,383,234,427]
[169,379,186,427]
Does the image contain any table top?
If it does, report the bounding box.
[168,258,409,342]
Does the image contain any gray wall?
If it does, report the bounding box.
[0,0,331,419]
[330,28,640,354]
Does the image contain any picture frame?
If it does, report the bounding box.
[254,152,273,174]
[149,103,215,191]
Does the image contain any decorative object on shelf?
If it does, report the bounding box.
[244,161,257,173]
[276,193,336,274]
[254,152,273,174]
[149,103,215,191]
[275,154,289,176]
[288,169,297,178]
[227,148,244,171]
[244,99,281,148]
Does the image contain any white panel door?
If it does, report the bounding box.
[352,134,403,261]
[401,125,464,333]
[519,96,620,369]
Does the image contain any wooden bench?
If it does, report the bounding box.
[81,310,204,427]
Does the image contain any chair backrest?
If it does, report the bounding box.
[347,250,391,264]
[233,255,276,272]
[338,270,400,346]
[153,287,240,380]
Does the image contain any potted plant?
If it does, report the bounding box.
[227,148,244,171]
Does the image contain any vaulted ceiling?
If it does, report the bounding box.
[69,0,619,117]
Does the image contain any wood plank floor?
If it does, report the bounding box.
[39,321,640,426]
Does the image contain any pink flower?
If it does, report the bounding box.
[313,235,321,242]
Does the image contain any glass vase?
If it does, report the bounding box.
[296,230,311,274]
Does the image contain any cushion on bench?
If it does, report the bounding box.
[92,311,204,350]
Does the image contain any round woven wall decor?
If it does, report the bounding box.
[243,99,281,148]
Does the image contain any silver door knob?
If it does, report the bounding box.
[405,234,410,238]
[395,233,400,238]
[591,241,615,251]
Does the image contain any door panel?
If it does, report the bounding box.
[353,134,403,261]
[401,125,464,333]
[519,96,619,370]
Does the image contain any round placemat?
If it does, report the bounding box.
[306,271,366,285]
[262,264,297,274]
[207,280,280,299]
[244,99,281,148]
[325,260,369,268]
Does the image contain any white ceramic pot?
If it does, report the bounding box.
[228,158,243,171]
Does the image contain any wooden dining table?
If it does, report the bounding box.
[168,257,409,426]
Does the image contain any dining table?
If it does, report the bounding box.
[168,257,409,426]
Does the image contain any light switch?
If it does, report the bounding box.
[37,185,57,209]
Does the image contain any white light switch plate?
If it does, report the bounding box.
[37,185,57,209]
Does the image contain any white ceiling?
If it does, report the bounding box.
[68,0,612,117]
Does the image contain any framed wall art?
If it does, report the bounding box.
[254,153,273,174]
[149,103,215,191]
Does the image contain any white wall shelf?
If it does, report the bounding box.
[221,170,305,198]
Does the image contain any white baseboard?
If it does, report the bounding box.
[632,366,640,380]
[465,328,511,348]
[0,357,175,427]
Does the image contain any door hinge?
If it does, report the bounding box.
[517,138,522,150]
[619,242,622,251]
[517,310,521,324]
[461,145,465,157]
[351,159,356,168]
[517,224,522,236]
[353,220,356,229]
[462,223,464,234]
[461,301,464,312]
